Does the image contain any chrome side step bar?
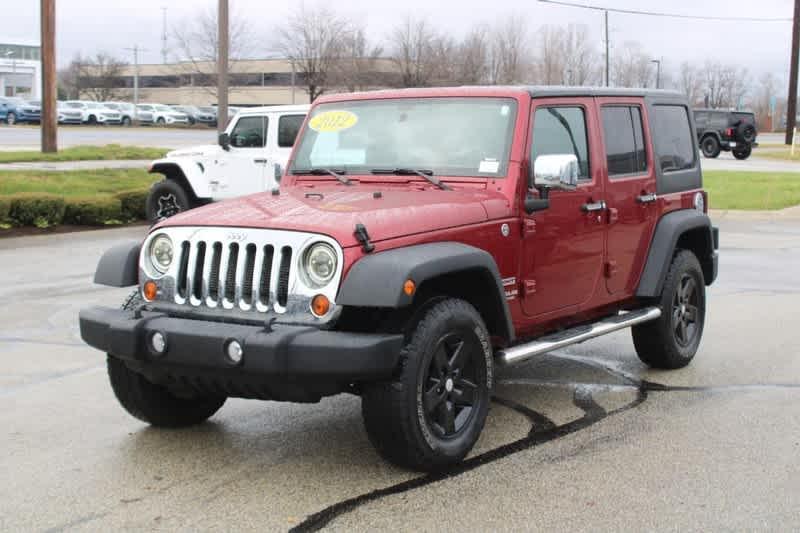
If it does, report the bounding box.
[496,306,662,366]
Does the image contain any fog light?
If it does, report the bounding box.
[151,331,166,354]
[226,340,243,364]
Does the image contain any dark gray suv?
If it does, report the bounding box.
[694,109,758,160]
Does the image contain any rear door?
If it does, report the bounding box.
[521,98,606,318]
[598,98,658,295]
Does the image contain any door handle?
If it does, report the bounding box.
[253,158,268,164]
[636,193,658,204]
[581,200,607,212]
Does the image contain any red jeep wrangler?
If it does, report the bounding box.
[80,87,718,471]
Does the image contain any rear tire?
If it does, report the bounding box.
[157,117,166,125]
[122,116,132,127]
[107,290,226,428]
[361,298,493,471]
[145,179,196,223]
[700,136,721,158]
[732,144,752,160]
[632,250,706,369]
[6,112,16,125]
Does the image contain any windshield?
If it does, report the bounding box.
[292,97,517,178]
[155,105,171,112]
[66,102,82,108]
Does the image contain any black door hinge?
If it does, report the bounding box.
[354,223,375,253]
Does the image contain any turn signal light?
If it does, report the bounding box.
[311,294,331,317]
[143,281,158,301]
[403,279,416,296]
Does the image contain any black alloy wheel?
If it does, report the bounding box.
[422,331,481,438]
[672,273,700,347]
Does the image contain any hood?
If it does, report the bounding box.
[157,185,512,248]
[165,145,221,158]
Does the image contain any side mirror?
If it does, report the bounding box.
[532,154,579,191]
[218,132,230,151]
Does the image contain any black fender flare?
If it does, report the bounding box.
[337,242,515,342]
[636,210,717,298]
[94,241,141,287]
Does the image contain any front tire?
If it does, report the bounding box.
[107,290,226,427]
[361,299,493,471]
[157,117,166,125]
[700,136,721,158]
[732,144,752,160]
[145,179,196,222]
[6,112,16,125]
[632,250,706,369]
[122,116,132,127]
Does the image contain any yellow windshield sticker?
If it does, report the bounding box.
[309,110,358,133]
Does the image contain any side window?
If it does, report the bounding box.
[531,106,590,180]
[230,116,267,148]
[601,106,647,177]
[652,105,696,172]
[278,114,305,148]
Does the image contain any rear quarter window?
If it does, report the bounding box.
[652,105,696,173]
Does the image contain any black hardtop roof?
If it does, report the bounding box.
[470,85,686,99]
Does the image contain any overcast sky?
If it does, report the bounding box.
[9,0,795,82]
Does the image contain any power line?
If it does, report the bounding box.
[538,0,792,22]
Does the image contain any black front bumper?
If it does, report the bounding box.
[79,306,404,382]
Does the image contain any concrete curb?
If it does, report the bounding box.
[710,205,800,221]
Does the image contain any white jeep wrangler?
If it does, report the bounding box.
[145,104,310,222]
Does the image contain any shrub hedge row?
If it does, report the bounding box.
[0,189,149,228]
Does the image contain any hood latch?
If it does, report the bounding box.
[354,223,375,253]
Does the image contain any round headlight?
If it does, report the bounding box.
[149,234,174,274]
[303,243,337,287]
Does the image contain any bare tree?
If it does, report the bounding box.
[536,25,566,85]
[487,16,530,84]
[456,25,490,85]
[613,41,651,88]
[75,52,127,101]
[703,61,749,108]
[331,27,384,92]
[562,24,598,85]
[748,72,779,130]
[677,61,703,106]
[58,53,87,100]
[172,7,257,98]
[390,16,440,87]
[276,5,349,102]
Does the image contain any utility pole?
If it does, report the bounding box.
[604,10,610,87]
[161,7,168,64]
[41,0,57,153]
[217,0,229,134]
[123,45,146,119]
[786,0,800,145]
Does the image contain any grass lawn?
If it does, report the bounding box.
[0,168,158,197]
[0,145,168,164]
[704,170,800,210]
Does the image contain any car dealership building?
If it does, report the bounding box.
[0,39,41,99]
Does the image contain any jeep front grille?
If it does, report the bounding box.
[175,239,294,313]
[142,227,344,320]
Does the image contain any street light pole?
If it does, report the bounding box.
[651,59,662,89]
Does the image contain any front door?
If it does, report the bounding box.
[208,115,269,199]
[597,99,658,295]
[521,98,606,318]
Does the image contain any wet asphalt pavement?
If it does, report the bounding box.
[1,218,799,531]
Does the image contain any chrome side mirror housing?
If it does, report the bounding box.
[533,154,579,191]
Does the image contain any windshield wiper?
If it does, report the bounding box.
[370,168,451,191]
[291,167,351,186]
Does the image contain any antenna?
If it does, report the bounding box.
[161,7,168,64]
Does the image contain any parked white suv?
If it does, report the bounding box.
[64,101,122,125]
[146,104,310,221]
[149,103,190,125]
[102,102,136,126]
